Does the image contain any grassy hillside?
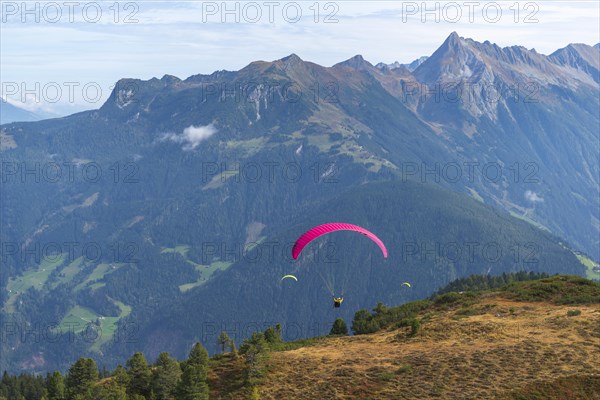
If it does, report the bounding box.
[2,275,597,400]
[209,276,600,399]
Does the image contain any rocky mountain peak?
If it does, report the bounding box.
[334,54,374,71]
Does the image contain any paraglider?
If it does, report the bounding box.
[292,222,388,306]
[402,282,411,288]
[292,223,388,260]
[280,275,298,282]
[333,297,344,308]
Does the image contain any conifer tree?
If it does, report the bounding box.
[65,358,98,400]
[152,352,182,400]
[126,352,152,398]
[177,343,209,400]
[46,371,65,400]
[329,318,349,335]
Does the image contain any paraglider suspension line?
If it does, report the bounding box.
[316,267,335,296]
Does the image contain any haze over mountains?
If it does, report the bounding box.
[0,32,598,373]
[0,101,58,125]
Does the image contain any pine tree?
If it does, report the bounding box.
[112,365,129,388]
[217,331,231,353]
[99,365,110,379]
[263,325,282,344]
[65,358,98,400]
[229,339,238,357]
[187,342,209,366]
[373,302,387,315]
[46,371,65,400]
[0,371,17,400]
[151,352,182,400]
[92,380,127,400]
[352,309,380,334]
[177,343,209,400]
[329,318,349,335]
[125,352,152,398]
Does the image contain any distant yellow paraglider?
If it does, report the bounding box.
[402,282,411,288]
[281,275,298,282]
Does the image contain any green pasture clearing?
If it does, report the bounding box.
[179,261,234,292]
[4,254,67,312]
[577,254,600,281]
[90,299,132,351]
[160,245,190,257]
[73,263,124,292]
[51,256,86,288]
[54,305,99,334]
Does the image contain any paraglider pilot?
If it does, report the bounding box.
[333,296,344,308]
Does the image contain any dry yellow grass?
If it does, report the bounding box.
[234,298,600,400]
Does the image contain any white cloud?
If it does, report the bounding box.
[525,190,544,203]
[164,124,217,150]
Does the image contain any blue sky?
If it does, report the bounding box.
[1,1,599,116]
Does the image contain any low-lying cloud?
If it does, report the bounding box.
[164,124,217,150]
[524,190,544,203]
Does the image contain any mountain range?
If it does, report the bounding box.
[0,32,598,373]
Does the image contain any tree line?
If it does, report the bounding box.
[0,342,210,400]
[0,318,351,400]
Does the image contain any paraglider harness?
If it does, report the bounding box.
[333,297,344,308]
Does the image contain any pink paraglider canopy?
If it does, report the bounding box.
[292,222,388,260]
